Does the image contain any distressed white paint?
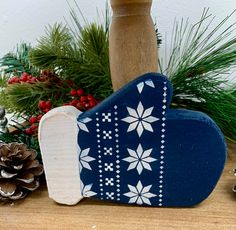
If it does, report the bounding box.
[0,0,235,57]
[38,106,83,205]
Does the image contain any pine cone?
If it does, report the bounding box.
[0,143,43,201]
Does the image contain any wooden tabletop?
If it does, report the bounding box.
[1,144,236,230]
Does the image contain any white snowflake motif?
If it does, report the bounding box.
[79,148,95,172]
[137,79,155,94]
[81,181,97,197]
[123,144,157,175]
[77,117,92,132]
[124,181,157,205]
[122,102,159,137]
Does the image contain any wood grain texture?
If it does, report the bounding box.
[1,143,235,230]
[38,106,83,205]
[109,0,158,91]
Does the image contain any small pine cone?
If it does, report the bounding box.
[0,143,43,201]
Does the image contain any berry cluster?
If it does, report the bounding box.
[66,88,98,110]
[7,70,62,85]
[8,72,40,84]
[39,70,61,83]
[38,100,52,113]
[18,70,99,135]
[25,100,52,135]
[25,115,43,135]
[25,87,98,135]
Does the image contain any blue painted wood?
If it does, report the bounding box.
[77,73,226,207]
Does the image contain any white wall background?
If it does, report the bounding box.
[0,0,235,57]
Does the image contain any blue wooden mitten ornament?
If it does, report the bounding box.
[39,73,226,207]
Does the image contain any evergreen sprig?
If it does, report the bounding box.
[3,81,69,115]
[29,22,112,99]
[0,43,38,76]
[29,24,82,70]
[161,9,236,141]
[74,23,112,98]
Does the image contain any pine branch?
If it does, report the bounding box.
[29,24,82,71]
[29,7,112,99]
[0,43,38,76]
[74,23,112,98]
[3,81,69,116]
[162,9,236,141]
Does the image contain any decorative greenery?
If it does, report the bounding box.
[0,118,40,156]
[4,79,69,115]
[162,9,236,141]
[0,7,236,144]
[29,23,112,99]
[0,4,161,117]
[28,3,162,99]
[0,43,38,76]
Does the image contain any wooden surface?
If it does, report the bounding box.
[0,143,235,230]
[109,0,158,90]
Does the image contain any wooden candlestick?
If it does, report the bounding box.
[109,0,158,90]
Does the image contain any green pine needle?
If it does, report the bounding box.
[0,43,38,76]
[3,81,69,115]
[162,9,236,141]
[29,13,112,99]
[29,24,82,70]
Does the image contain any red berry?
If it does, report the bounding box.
[25,128,33,135]
[8,79,13,84]
[38,101,47,110]
[77,88,84,97]
[87,94,94,101]
[29,116,37,124]
[89,100,96,108]
[45,101,52,109]
[80,96,87,102]
[84,103,90,109]
[76,102,84,110]
[43,108,50,113]
[81,101,86,107]
[70,89,77,97]
[37,114,43,121]
[70,99,79,106]
[20,75,28,82]
[22,72,29,78]
[30,124,38,130]
[10,76,20,84]
[31,77,37,82]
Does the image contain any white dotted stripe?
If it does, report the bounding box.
[158,82,167,206]
[96,113,104,200]
[114,105,121,201]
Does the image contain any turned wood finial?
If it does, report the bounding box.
[109,0,158,91]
